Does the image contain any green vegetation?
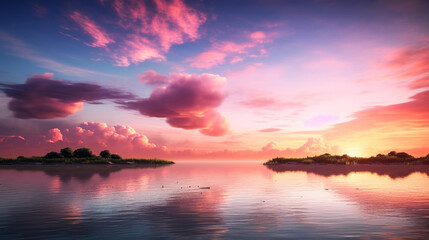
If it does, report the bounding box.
[0,147,174,165]
[264,151,429,165]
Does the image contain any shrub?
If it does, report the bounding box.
[73,148,95,158]
[396,152,413,158]
[111,154,122,160]
[100,150,111,158]
[45,152,63,158]
[60,147,74,158]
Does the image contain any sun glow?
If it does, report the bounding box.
[345,147,363,157]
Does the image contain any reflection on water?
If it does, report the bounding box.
[1,162,429,239]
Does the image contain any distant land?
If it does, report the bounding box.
[265,151,429,165]
[0,147,174,165]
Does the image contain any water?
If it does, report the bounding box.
[1,162,429,239]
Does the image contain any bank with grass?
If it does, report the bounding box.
[264,151,429,165]
[0,147,174,165]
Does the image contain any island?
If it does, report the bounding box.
[264,151,429,165]
[0,147,174,165]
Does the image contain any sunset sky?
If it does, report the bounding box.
[0,0,428,160]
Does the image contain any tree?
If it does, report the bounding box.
[387,151,397,157]
[60,147,74,158]
[45,152,63,158]
[100,150,111,158]
[396,152,413,158]
[111,154,122,160]
[73,148,95,158]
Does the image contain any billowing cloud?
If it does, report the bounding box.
[122,72,230,136]
[60,122,156,149]
[1,72,229,136]
[0,122,163,158]
[260,138,338,156]
[69,11,114,47]
[187,31,270,69]
[45,128,63,143]
[261,141,280,151]
[0,73,135,119]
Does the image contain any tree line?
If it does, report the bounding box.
[44,147,122,159]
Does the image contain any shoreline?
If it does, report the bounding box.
[264,153,429,165]
[0,157,174,165]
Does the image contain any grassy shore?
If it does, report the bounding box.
[264,152,429,165]
[0,156,174,165]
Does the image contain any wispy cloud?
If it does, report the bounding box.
[381,43,429,89]
[0,31,115,77]
[187,31,271,69]
[238,91,304,110]
[63,0,207,67]
[68,11,114,47]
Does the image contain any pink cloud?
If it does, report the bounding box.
[46,128,63,143]
[262,141,280,151]
[249,31,267,42]
[409,75,429,89]
[323,90,429,156]
[0,73,136,119]
[122,72,230,136]
[105,0,206,66]
[239,91,303,110]
[113,35,165,67]
[151,0,206,50]
[62,122,156,149]
[187,31,272,69]
[328,90,429,133]
[188,51,227,69]
[139,70,170,85]
[230,56,244,64]
[259,128,282,133]
[381,43,429,89]
[68,11,114,47]
[63,0,206,66]
[0,135,25,145]
[0,122,166,158]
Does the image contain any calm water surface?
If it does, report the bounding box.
[1,162,429,239]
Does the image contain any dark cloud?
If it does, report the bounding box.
[1,72,230,136]
[0,73,136,119]
[122,72,230,136]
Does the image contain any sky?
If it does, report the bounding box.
[0,0,429,160]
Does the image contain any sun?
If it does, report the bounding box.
[345,147,363,157]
